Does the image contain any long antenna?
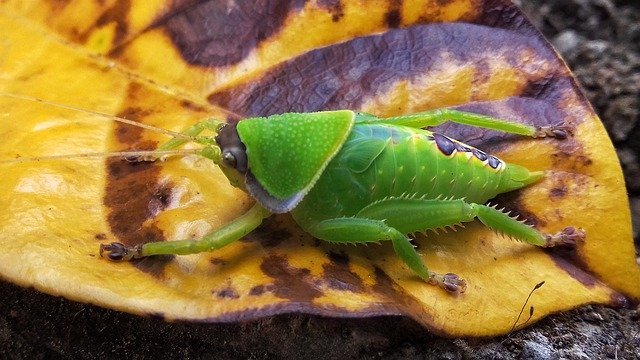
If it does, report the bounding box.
[0,93,197,141]
[0,149,202,164]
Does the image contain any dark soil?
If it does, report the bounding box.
[1,0,639,359]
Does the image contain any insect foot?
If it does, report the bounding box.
[99,242,142,261]
[533,125,573,139]
[543,227,586,248]
[428,272,468,294]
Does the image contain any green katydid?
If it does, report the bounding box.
[0,94,583,294]
[98,108,583,294]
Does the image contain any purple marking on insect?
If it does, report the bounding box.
[488,155,502,169]
[454,143,472,152]
[433,133,456,156]
[473,149,488,161]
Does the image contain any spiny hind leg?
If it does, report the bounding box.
[350,197,584,291]
[310,217,467,294]
[358,197,584,248]
[471,204,585,247]
[380,109,571,139]
[100,203,271,260]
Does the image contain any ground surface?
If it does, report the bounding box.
[1,0,639,359]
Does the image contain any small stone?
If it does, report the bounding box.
[521,340,552,360]
[553,30,583,54]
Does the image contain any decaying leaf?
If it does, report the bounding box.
[0,0,637,337]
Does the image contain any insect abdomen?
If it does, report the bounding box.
[291,123,542,229]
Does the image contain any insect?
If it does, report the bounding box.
[2,94,584,294]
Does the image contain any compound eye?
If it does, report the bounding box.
[222,151,237,168]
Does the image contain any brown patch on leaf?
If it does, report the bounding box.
[241,217,290,248]
[550,256,597,287]
[215,287,240,299]
[154,0,308,67]
[210,258,227,266]
[549,186,567,200]
[179,99,208,113]
[384,0,402,28]
[494,191,543,228]
[260,255,322,302]
[93,0,132,46]
[249,284,276,296]
[133,256,174,278]
[475,0,533,31]
[103,86,172,277]
[207,23,559,117]
[148,182,173,218]
[448,98,567,152]
[322,251,363,292]
[317,0,344,22]
[46,0,72,12]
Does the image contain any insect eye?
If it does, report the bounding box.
[222,151,237,168]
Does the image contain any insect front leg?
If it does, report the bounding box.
[309,217,467,294]
[379,109,571,139]
[126,119,224,162]
[100,203,271,260]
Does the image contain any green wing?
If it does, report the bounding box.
[237,110,355,212]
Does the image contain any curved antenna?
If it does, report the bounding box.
[0,149,203,164]
[0,93,198,141]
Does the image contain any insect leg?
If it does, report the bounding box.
[472,204,585,247]
[310,217,467,294]
[100,203,271,260]
[359,197,583,247]
[156,119,223,152]
[377,109,570,139]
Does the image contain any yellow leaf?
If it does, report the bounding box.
[0,0,637,337]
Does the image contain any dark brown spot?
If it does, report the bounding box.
[476,0,533,31]
[215,287,240,299]
[384,9,401,28]
[327,251,349,266]
[148,183,173,217]
[132,255,174,278]
[249,284,276,296]
[210,258,227,266]
[493,192,543,228]
[241,218,290,248]
[550,186,567,200]
[384,0,402,28]
[549,256,597,287]
[179,99,208,113]
[153,0,308,67]
[94,0,132,47]
[260,255,322,302]
[94,233,107,240]
[113,108,151,144]
[322,259,363,292]
[46,0,72,12]
[317,0,344,22]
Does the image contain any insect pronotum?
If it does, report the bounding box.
[1,93,584,294]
